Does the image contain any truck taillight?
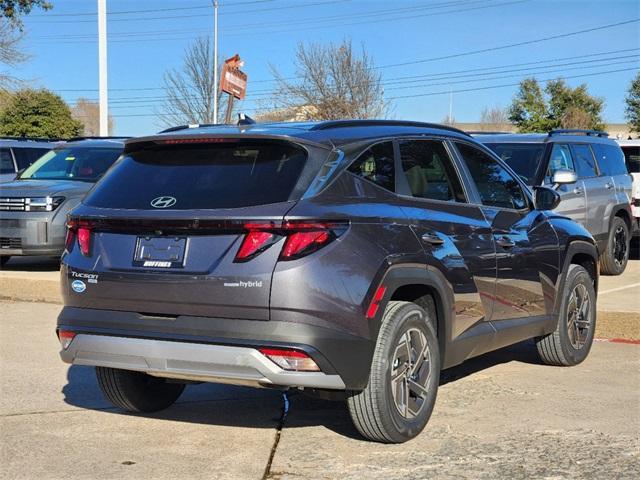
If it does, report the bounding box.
[233,221,347,263]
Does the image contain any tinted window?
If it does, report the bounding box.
[0,148,13,175]
[547,144,575,177]
[399,140,465,202]
[592,144,629,176]
[485,143,545,185]
[621,146,640,173]
[20,147,122,181]
[348,141,395,192]
[456,142,528,210]
[13,147,50,170]
[85,142,309,209]
[571,144,598,178]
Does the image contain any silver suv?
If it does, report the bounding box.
[0,138,125,267]
[476,129,633,275]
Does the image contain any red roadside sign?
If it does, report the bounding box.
[220,54,247,100]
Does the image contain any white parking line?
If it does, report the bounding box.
[599,283,640,295]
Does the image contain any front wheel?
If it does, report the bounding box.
[96,367,185,413]
[536,264,596,366]
[347,300,440,443]
[600,216,629,275]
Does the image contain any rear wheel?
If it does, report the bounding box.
[96,367,185,413]
[536,264,596,366]
[347,300,440,443]
[600,216,629,275]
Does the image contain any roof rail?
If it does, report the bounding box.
[158,123,219,134]
[0,136,65,142]
[548,129,609,138]
[309,119,471,136]
[66,136,132,142]
[466,131,512,135]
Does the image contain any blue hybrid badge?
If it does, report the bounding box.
[71,280,86,293]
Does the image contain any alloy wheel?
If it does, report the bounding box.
[566,283,591,349]
[613,225,627,268]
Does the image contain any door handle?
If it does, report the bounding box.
[573,187,583,194]
[496,236,516,249]
[605,182,614,190]
[421,233,444,246]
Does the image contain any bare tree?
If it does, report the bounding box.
[267,39,388,121]
[441,114,456,126]
[158,37,233,127]
[0,19,27,92]
[71,97,114,136]
[478,106,509,131]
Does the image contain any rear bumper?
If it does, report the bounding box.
[60,334,346,390]
[57,306,375,389]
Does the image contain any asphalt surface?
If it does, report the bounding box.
[1,301,638,479]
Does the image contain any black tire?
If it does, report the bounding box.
[536,264,596,366]
[347,300,440,443]
[600,216,630,275]
[95,367,185,413]
[0,256,10,269]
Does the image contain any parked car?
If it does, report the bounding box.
[57,120,599,443]
[617,139,640,236]
[0,138,126,267]
[0,138,57,183]
[476,129,633,275]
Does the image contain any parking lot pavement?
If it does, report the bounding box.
[1,300,638,479]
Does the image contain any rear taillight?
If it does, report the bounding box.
[58,330,76,350]
[66,219,93,256]
[233,221,347,263]
[258,347,320,371]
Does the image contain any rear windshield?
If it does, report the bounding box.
[84,141,312,209]
[484,143,546,185]
[19,147,122,182]
[621,146,640,173]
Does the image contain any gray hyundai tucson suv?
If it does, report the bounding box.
[0,138,125,266]
[57,120,599,443]
[475,130,633,275]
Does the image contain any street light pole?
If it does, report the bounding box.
[213,0,219,123]
[98,0,108,136]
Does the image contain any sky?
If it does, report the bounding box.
[11,0,640,136]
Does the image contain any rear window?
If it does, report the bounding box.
[620,145,640,173]
[592,144,630,176]
[20,147,122,181]
[84,141,312,209]
[484,143,545,185]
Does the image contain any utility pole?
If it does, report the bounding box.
[98,0,108,136]
[448,87,453,125]
[213,0,219,123]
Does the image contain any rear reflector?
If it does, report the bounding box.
[258,347,320,372]
[366,285,387,319]
[58,330,76,350]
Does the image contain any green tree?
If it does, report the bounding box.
[0,1,51,26]
[0,88,82,137]
[625,72,640,134]
[508,77,604,133]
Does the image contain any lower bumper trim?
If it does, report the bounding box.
[60,334,346,390]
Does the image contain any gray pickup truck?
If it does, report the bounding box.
[0,138,125,267]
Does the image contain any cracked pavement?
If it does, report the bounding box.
[1,300,639,479]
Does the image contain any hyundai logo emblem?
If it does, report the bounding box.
[150,196,177,209]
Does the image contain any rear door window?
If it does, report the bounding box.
[455,142,528,210]
[348,141,395,192]
[398,140,465,202]
[592,144,629,175]
[0,148,14,174]
[571,144,598,178]
[85,141,311,209]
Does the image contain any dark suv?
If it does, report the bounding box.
[57,120,599,443]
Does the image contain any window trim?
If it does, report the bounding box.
[450,139,534,213]
[394,136,470,204]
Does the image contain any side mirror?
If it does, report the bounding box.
[551,169,577,187]
[534,186,561,211]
